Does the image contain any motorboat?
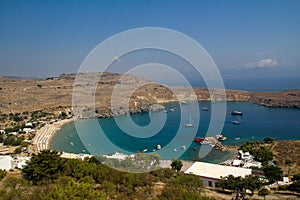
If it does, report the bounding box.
[216,134,227,141]
[194,137,205,143]
[231,110,243,115]
[185,115,193,127]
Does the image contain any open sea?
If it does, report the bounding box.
[50,102,300,163]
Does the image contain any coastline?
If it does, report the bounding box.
[31,118,74,154]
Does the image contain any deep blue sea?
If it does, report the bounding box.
[51,102,300,163]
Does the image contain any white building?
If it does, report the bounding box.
[184,161,252,188]
[103,152,135,160]
[25,122,33,127]
[238,150,253,161]
[12,157,31,169]
[0,155,13,171]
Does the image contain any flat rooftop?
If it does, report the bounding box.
[184,161,252,180]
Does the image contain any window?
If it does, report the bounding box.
[208,181,213,187]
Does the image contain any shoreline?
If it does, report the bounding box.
[32,118,74,153]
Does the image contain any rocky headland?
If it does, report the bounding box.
[0,72,299,127]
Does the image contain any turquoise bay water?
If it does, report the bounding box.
[51,102,300,163]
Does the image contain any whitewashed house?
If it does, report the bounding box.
[0,155,13,171]
[184,162,252,188]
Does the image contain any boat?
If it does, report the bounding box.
[234,137,240,140]
[209,144,216,148]
[143,149,148,152]
[185,115,193,127]
[163,110,168,113]
[173,148,177,152]
[201,107,209,111]
[70,142,74,146]
[181,101,187,105]
[232,120,241,125]
[231,110,243,115]
[156,144,161,150]
[200,140,210,145]
[216,134,227,141]
[194,137,205,143]
[169,108,175,112]
[181,145,186,150]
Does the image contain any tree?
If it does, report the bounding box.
[287,173,300,193]
[159,174,208,200]
[263,165,283,184]
[264,137,274,144]
[216,175,263,198]
[258,188,269,200]
[0,170,6,181]
[253,147,273,163]
[170,173,204,193]
[43,177,106,199]
[171,160,183,172]
[243,175,263,195]
[285,159,293,175]
[22,150,66,184]
[13,147,22,154]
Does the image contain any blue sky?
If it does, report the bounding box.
[0,0,299,89]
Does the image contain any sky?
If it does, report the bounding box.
[0,0,299,90]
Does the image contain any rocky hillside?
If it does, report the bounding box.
[0,72,299,118]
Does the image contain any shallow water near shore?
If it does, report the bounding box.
[51,102,300,163]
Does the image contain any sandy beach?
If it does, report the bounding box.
[32,118,74,153]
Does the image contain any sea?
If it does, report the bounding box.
[50,101,300,164]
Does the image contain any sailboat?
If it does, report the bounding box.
[185,115,193,127]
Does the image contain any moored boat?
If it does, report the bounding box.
[156,144,161,150]
[232,120,241,125]
[194,137,205,143]
[185,115,193,127]
[216,134,227,141]
[201,107,209,111]
[181,101,187,105]
[231,110,243,115]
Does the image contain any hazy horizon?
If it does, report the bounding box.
[1,0,300,91]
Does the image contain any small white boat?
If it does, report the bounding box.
[232,120,241,125]
[169,108,175,112]
[185,115,193,127]
[201,107,209,111]
[181,101,187,105]
[216,134,227,141]
[156,144,161,150]
[231,110,243,115]
[210,144,216,148]
[143,149,148,152]
[70,142,74,146]
[173,148,177,152]
[181,145,186,150]
[234,137,240,140]
[200,140,210,145]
